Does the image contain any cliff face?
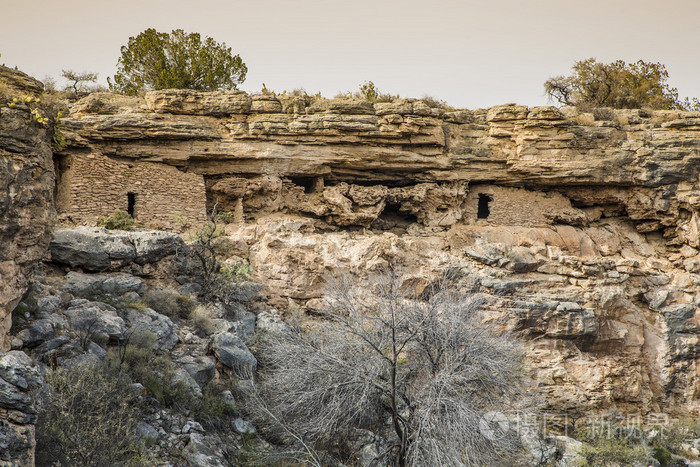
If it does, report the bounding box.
[0,67,56,351]
[0,67,55,467]
[58,90,700,418]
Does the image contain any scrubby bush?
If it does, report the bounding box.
[61,69,99,95]
[421,95,455,110]
[143,287,195,319]
[192,380,238,431]
[107,330,192,410]
[357,80,399,102]
[191,304,217,335]
[98,210,134,230]
[181,210,254,304]
[254,270,532,466]
[52,110,70,151]
[574,418,700,466]
[35,363,152,466]
[575,423,649,466]
[650,418,700,465]
[545,58,700,110]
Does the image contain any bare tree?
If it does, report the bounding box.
[61,69,99,95]
[255,270,533,467]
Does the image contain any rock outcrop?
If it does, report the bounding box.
[59,92,700,248]
[50,227,185,271]
[0,351,41,466]
[0,67,56,352]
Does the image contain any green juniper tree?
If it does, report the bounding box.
[109,29,247,96]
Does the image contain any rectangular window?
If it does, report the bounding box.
[127,193,136,218]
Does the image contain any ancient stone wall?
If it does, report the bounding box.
[463,185,586,227]
[57,153,206,225]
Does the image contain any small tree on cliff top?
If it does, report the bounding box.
[109,29,247,96]
[255,270,532,466]
[545,58,699,110]
[61,69,98,95]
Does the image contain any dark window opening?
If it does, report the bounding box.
[127,193,136,217]
[289,177,317,194]
[477,194,492,219]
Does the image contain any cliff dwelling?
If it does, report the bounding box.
[53,90,700,247]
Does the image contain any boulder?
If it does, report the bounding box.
[62,271,144,297]
[230,309,256,341]
[177,355,216,388]
[211,332,257,378]
[256,309,290,336]
[16,314,67,347]
[50,227,136,270]
[64,302,126,340]
[233,418,256,435]
[173,368,202,398]
[130,230,185,265]
[35,296,61,316]
[124,307,179,350]
[50,227,184,271]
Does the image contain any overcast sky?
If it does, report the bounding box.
[1,0,698,109]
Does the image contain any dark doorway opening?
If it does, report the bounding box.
[289,177,317,194]
[127,193,136,217]
[477,194,492,219]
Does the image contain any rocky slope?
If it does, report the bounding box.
[10,227,268,465]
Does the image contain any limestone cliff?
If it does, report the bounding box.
[0,67,56,351]
[56,90,700,420]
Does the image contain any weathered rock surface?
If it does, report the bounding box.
[0,351,41,467]
[124,307,179,350]
[62,271,145,297]
[63,301,126,341]
[0,66,56,351]
[50,227,184,271]
[223,214,700,419]
[211,332,257,378]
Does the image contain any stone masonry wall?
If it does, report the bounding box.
[463,185,586,227]
[57,153,206,224]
